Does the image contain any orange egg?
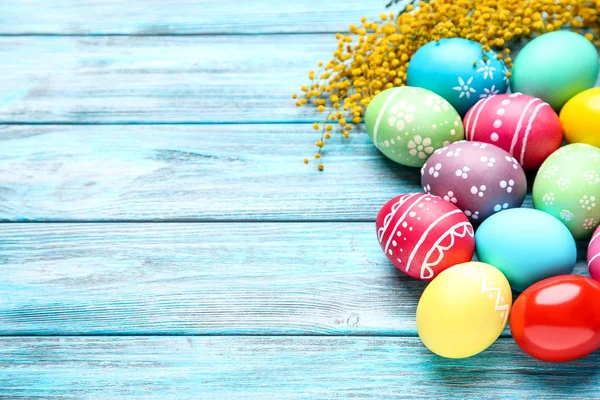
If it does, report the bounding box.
[560,88,600,147]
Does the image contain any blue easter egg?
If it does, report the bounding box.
[407,38,509,116]
[475,208,577,292]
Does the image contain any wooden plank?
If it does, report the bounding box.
[0,0,388,35]
[0,222,588,336]
[0,124,426,222]
[0,36,597,124]
[1,336,599,399]
[0,35,341,123]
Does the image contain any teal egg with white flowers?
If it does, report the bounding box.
[407,38,509,116]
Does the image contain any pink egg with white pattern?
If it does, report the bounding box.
[421,141,527,224]
[376,193,475,281]
[588,225,600,281]
[464,93,563,171]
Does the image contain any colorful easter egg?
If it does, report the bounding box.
[375,193,475,280]
[464,93,562,171]
[407,38,509,116]
[417,261,511,358]
[533,143,600,240]
[421,141,527,224]
[561,87,600,147]
[365,87,465,167]
[511,275,600,362]
[475,208,577,292]
[588,225,600,281]
[511,31,600,111]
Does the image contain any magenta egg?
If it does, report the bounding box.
[421,141,527,224]
[588,225,600,281]
[464,93,562,171]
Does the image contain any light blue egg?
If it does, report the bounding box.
[407,38,509,116]
[475,208,577,292]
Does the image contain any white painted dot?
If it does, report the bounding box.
[497,108,506,116]
[509,93,520,98]
[392,240,397,246]
[470,186,478,194]
[397,136,402,140]
[490,132,499,142]
[418,203,424,208]
[432,124,437,129]
[409,227,413,231]
[480,185,487,191]
[493,119,502,128]
[402,222,408,228]
[501,99,511,105]
[409,211,417,217]
[454,120,459,127]
[494,204,502,212]
[396,231,402,237]
[390,139,395,144]
[451,129,456,135]
[500,180,507,188]
[388,249,393,255]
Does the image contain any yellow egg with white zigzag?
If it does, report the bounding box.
[416,261,511,358]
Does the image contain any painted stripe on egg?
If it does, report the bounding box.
[405,209,462,273]
[384,194,426,254]
[520,102,548,165]
[373,87,405,146]
[470,95,495,141]
[510,98,540,155]
[377,193,418,243]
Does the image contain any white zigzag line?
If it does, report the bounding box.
[462,267,509,325]
[420,222,474,279]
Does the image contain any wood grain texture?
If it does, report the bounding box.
[0,36,597,124]
[0,0,388,35]
[0,124,431,221]
[0,35,339,123]
[0,125,540,222]
[2,336,600,399]
[0,222,589,336]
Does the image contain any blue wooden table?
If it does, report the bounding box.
[0,1,599,398]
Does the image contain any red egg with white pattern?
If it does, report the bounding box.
[463,93,563,171]
[588,225,600,281]
[376,193,475,280]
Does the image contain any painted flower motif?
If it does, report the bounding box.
[428,162,442,178]
[504,155,519,170]
[480,155,496,167]
[455,166,470,179]
[470,185,487,198]
[479,85,499,99]
[560,209,573,222]
[424,94,450,113]
[493,203,509,212]
[446,147,463,158]
[580,195,596,211]
[464,210,480,220]
[477,59,497,80]
[453,76,477,99]
[584,217,598,230]
[542,192,555,205]
[541,164,559,179]
[557,177,572,191]
[408,135,434,159]
[502,67,510,85]
[473,142,489,149]
[388,100,416,132]
[499,179,515,193]
[443,191,458,204]
[583,170,600,185]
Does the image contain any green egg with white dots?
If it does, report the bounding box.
[533,143,600,240]
[365,86,465,167]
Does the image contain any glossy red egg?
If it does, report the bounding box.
[510,275,600,362]
[376,193,475,280]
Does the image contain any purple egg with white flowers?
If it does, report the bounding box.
[421,141,527,224]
